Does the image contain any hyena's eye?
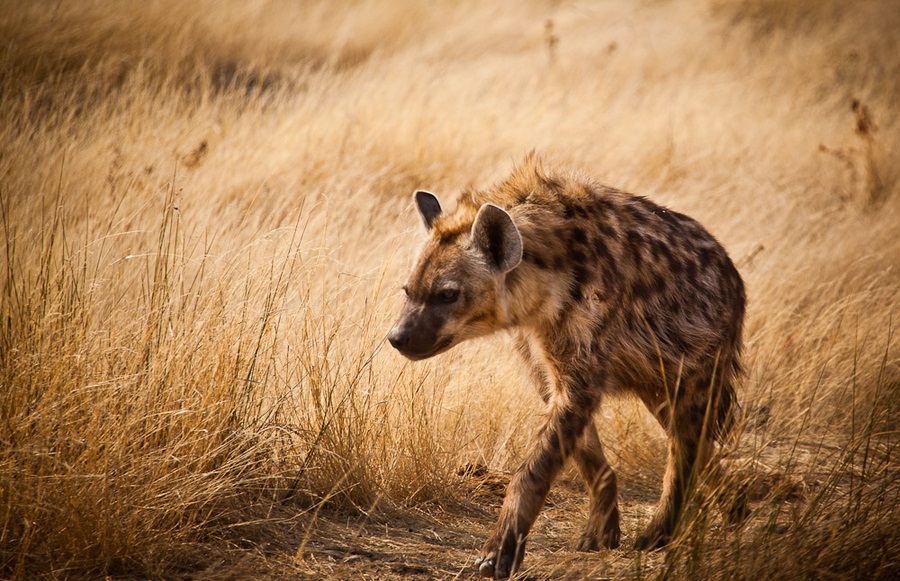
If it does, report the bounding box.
[401,285,410,297]
[436,288,460,304]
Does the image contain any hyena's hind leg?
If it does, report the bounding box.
[572,423,621,551]
[696,441,751,527]
[696,389,751,527]
[635,374,734,550]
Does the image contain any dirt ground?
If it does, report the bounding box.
[189,471,668,581]
[187,452,809,581]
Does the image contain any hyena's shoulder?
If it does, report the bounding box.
[454,160,633,274]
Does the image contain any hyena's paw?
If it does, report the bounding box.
[576,505,621,551]
[634,525,669,551]
[474,550,500,579]
[474,530,526,579]
[575,518,620,552]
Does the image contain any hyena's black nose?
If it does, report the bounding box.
[388,327,409,350]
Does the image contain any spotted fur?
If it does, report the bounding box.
[388,155,746,578]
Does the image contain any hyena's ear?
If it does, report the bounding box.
[472,204,523,273]
[415,190,442,230]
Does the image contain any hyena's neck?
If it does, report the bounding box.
[503,264,577,334]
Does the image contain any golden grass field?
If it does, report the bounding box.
[1,0,898,579]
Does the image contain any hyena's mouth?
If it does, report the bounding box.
[399,336,455,361]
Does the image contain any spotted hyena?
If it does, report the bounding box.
[388,156,746,578]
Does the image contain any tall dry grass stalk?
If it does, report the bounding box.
[2,0,898,578]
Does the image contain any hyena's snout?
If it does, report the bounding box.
[386,324,411,351]
[388,307,453,361]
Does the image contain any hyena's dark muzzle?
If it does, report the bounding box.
[387,302,453,361]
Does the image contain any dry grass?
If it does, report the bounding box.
[1,0,898,579]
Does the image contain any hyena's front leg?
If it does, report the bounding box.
[515,336,620,552]
[572,423,621,551]
[475,399,594,578]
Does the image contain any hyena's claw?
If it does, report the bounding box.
[475,551,512,578]
[474,552,496,578]
[475,539,519,579]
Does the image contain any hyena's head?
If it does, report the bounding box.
[388,190,522,360]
